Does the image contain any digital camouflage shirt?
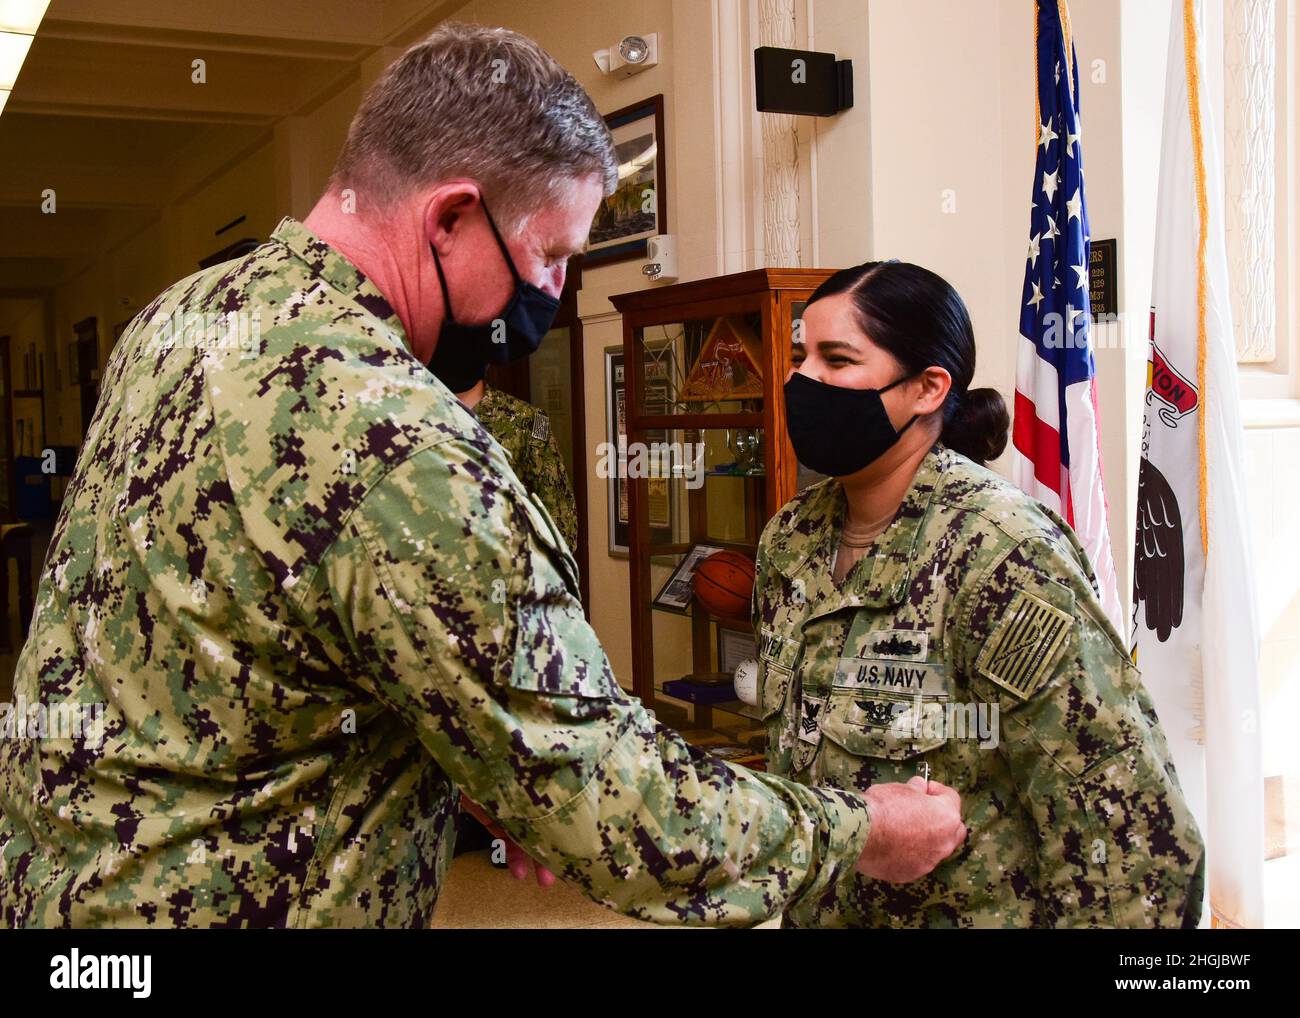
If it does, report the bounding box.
[473,385,577,550]
[0,217,871,928]
[754,444,1205,928]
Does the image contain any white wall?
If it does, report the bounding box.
[857,0,1028,441]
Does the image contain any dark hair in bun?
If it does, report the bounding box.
[805,260,1010,465]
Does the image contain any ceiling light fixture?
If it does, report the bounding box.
[0,0,50,117]
[593,33,660,78]
[0,0,51,35]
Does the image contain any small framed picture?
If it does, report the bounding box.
[653,543,725,613]
[606,343,677,556]
[585,94,667,267]
[605,346,628,555]
[717,627,757,674]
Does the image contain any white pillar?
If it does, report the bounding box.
[712,0,756,272]
[1223,0,1277,363]
[757,0,805,267]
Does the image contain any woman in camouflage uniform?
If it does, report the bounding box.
[756,260,1205,927]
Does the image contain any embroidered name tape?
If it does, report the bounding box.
[760,625,801,671]
[834,658,944,693]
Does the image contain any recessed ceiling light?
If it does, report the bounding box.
[0,31,34,91]
[0,0,51,37]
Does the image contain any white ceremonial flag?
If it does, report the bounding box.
[1132,0,1264,928]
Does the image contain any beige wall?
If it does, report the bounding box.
[43,86,356,447]
[45,146,274,446]
[276,81,367,221]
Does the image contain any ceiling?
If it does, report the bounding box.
[0,0,471,293]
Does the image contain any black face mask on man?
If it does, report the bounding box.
[425,195,561,393]
[783,370,918,477]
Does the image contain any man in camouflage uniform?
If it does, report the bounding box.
[755,442,1205,928]
[0,24,965,928]
[459,381,577,550]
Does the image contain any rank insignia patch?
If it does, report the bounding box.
[530,413,550,442]
[976,589,1074,700]
[798,696,826,745]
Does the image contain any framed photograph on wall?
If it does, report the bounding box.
[717,627,758,674]
[605,345,628,555]
[605,344,675,556]
[585,94,667,267]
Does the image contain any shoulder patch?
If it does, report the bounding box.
[975,589,1074,699]
[530,412,550,442]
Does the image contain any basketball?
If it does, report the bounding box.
[693,550,756,620]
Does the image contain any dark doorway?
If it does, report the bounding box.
[73,317,99,437]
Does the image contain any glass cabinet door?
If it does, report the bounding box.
[613,271,834,756]
[639,419,769,746]
[629,311,765,419]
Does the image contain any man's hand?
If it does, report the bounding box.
[855,777,967,883]
[459,794,556,887]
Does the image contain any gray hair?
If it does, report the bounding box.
[330,22,617,233]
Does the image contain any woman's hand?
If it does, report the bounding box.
[855,777,967,883]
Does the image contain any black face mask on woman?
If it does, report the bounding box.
[425,196,561,393]
[783,370,918,477]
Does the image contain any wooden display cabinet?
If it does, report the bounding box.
[609,268,833,735]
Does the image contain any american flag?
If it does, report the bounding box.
[1012,0,1122,631]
